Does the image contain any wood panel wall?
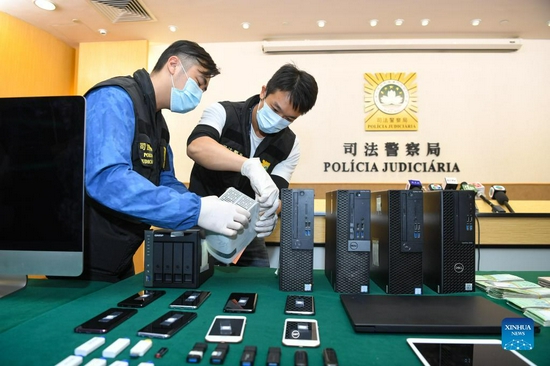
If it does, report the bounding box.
[288,183,550,200]
[0,12,75,97]
[77,40,149,95]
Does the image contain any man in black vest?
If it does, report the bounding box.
[83,40,251,282]
[187,64,318,266]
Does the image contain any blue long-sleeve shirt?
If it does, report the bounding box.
[85,86,201,230]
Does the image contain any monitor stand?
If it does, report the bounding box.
[0,275,28,298]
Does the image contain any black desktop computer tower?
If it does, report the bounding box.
[143,228,214,288]
[325,190,371,293]
[370,190,424,294]
[423,190,476,293]
[279,189,315,292]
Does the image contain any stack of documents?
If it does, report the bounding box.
[475,274,550,299]
[524,308,550,327]
[475,274,524,291]
[486,281,547,299]
[506,298,550,311]
[538,276,550,288]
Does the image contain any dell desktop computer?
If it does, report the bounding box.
[423,190,476,293]
[325,190,371,293]
[279,189,315,292]
[370,190,424,295]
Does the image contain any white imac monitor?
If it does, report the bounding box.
[0,96,85,298]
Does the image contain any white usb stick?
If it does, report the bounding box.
[55,355,83,366]
[108,361,129,366]
[130,339,153,358]
[102,338,131,358]
[75,337,106,357]
[84,358,107,366]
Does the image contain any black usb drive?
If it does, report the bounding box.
[187,342,208,363]
[322,348,339,366]
[240,345,257,366]
[210,343,229,364]
[294,350,308,366]
[266,347,281,366]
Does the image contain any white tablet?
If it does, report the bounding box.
[406,338,536,366]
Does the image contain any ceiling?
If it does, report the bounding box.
[1,0,549,49]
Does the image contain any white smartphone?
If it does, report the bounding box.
[282,318,320,347]
[406,338,536,366]
[205,315,246,343]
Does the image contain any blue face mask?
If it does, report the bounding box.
[256,99,291,134]
[170,61,203,114]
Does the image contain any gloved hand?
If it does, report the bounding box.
[198,196,250,236]
[255,212,278,238]
[241,158,279,217]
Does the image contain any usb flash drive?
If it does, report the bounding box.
[322,348,339,366]
[55,355,83,366]
[75,337,106,357]
[102,338,131,359]
[294,350,308,366]
[266,347,281,366]
[130,339,153,358]
[210,343,229,364]
[186,342,207,363]
[240,345,257,366]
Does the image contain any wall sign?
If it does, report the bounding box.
[364,73,417,131]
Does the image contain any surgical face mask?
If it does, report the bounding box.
[170,61,202,113]
[256,99,291,134]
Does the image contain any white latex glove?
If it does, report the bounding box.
[255,213,278,238]
[198,196,250,236]
[241,158,279,216]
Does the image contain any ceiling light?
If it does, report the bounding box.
[370,19,378,27]
[547,20,550,27]
[241,22,250,30]
[395,19,404,26]
[168,25,178,32]
[33,0,56,11]
[98,29,107,36]
[317,20,326,28]
[471,19,481,26]
[421,19,430,26]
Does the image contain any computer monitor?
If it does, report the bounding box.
[0,96,85,298]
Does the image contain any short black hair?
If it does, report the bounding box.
[152,40,220,78]
[265,64,318,115]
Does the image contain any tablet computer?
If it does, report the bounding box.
[406,338,536,366]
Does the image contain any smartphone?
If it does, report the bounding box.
[223,292,258,313]
[117,290,166,308]
[74,308,137,334]
[137,310,197,339]
[285,295,315,315]
[282,318,320,347]
[170,291,211,309]
[205,315,247,343]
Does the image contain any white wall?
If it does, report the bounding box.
[150,40,550,185]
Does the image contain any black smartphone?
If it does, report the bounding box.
[170,291,211,309]
[285,295,315,315]
[137,310,197,339]
[117,289,166,308]
[74,308,137,334]
[223,292,258,313]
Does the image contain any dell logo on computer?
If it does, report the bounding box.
[454,263,465,273]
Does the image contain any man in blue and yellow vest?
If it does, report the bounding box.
[84,40,250,282]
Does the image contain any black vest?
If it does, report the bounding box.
[83,69,169,282]
[189,95,296,199]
